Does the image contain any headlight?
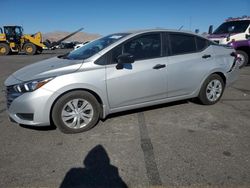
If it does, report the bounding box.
[13,77,54,93]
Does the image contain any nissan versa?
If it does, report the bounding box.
[4,29,239,133]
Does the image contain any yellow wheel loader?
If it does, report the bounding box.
[0,26,45,55]
[0,26,83,55]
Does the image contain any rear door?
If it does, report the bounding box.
[166,33,215,97]
[106,33,168,109]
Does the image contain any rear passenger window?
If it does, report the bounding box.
[169,34,196,55]
[196,37,208,51]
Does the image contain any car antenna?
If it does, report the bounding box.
[178,25,184,30]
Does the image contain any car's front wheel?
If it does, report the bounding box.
[52,90,101,133]
[23,43,37,55]
[198,74,225,105]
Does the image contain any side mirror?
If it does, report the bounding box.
[116,53,135,70]
[208,25,213,34]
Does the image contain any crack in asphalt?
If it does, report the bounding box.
[137,112,162,186]
[221,99,250,102]
[231,86,250,94]
[240,74,250,76]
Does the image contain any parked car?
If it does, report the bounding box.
[74,41,90,50]
[4,29,239,133]
[207,16,250,68]
[59,41,75,49]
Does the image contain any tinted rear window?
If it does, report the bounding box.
[196,37,208,51]
[169,34,196,55]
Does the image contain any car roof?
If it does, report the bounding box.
[114,28,207,39]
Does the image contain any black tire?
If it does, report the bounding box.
[236,50,248,68]
[52,91,101,134]
[0,43,11,55]
[23,43,37,55]
[198,74,225,105]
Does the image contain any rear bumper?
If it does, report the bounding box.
[225,61,240,87]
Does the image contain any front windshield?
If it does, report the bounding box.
[213,20,250,34]
[64,33,129,60]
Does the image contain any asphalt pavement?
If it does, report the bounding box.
[0,49,250,188]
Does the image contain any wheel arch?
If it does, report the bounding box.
[197,72,226,105]
[212,72,226,85]
[0,41,10,47]
[196,71,227,97]
[49,88,104,126]
[236,46,250,55]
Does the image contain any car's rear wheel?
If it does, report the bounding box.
[198,74,225,105]
[52,91,100,133]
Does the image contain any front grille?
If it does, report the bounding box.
[5,85,22,109]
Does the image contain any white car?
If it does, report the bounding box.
[74,41,90,50]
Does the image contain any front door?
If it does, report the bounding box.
[106,33,168,109]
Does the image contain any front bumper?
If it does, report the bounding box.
[6,87,56,126]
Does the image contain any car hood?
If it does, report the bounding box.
[5,57,83,85]
[208,33,236,39]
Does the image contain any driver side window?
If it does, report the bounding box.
[111,33,162,63]
[111,45,122,63]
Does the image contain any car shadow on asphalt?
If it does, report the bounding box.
[19,124,57,131]
[105,99,190,120]
[60,144,128,188]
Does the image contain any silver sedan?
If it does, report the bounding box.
[5,29,239,133]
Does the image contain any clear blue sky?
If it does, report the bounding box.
[1,0,249,35]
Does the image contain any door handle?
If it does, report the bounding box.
[202,54,211,59]
[153,64,166,69]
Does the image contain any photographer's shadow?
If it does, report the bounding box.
[60,145,128,188]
